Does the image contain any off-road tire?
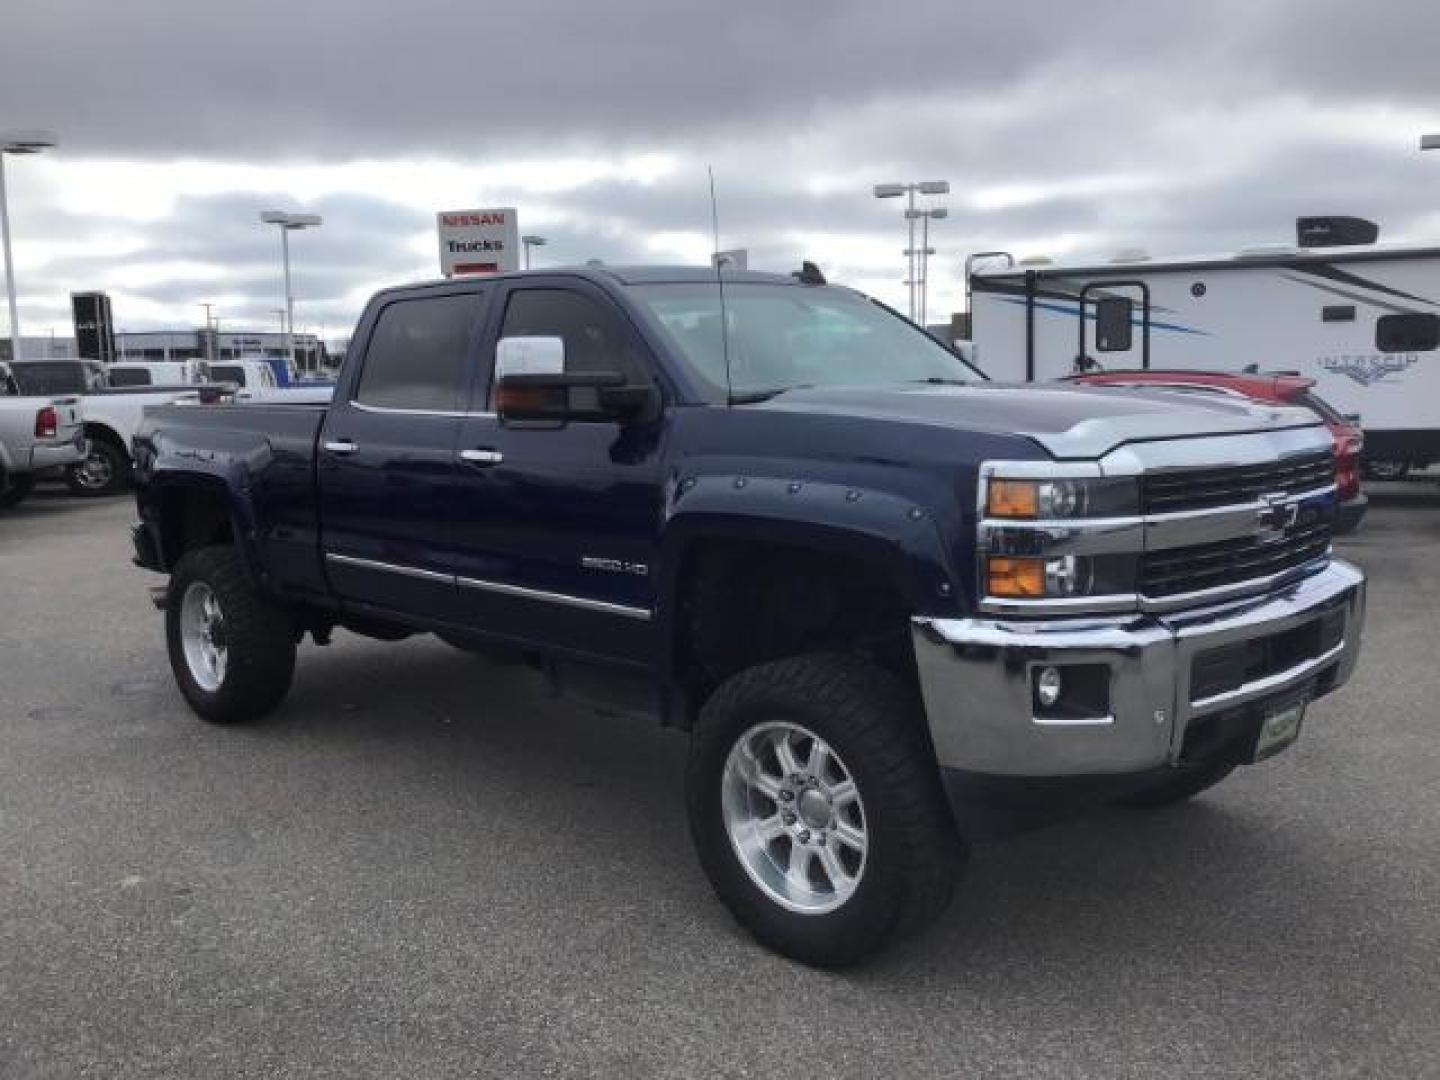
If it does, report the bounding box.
[687,653,964,967]
[166,546,296,723]
[1115,762,1236,808]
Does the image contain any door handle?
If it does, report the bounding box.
[323,439,359,455]
[459,448,505,467]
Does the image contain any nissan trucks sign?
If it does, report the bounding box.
[437,208,519,276]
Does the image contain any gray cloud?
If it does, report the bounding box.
[2,0,1438,336]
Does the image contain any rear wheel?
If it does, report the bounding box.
[66,437,129,496]
[165,546,297,723]
[687,653,963,967]
[0,472,35,509]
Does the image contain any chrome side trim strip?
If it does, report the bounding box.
[325,552,454,583]
[457,574,652,620]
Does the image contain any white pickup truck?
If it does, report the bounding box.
[4,360,202,496]
[0,365,85,509]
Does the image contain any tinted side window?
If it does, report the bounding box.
[1376,311,1439,353]
[108,368,152,387]
[498,288,644,379]
[210,365,245,386]
[355,293,481,410]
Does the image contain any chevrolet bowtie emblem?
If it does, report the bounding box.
[1256,492,1299,538]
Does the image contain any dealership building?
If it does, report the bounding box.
[2,328,331,372]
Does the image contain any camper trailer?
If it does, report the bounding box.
[967,220,1440,476]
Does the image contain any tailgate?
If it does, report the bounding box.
[52,396,84,440]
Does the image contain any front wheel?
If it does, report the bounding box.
[165,546,297,723]
[686,653,963,967]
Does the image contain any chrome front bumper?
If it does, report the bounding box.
[911,560,1365,777]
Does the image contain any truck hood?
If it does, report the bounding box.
[753,383,1322,459]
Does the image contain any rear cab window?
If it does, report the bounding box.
[354,293,483,411]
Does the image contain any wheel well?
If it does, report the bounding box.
[155,484,235,569]
[675,539,918,718]
[83,423,129,458]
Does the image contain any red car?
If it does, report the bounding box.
[1068,369,1366,534]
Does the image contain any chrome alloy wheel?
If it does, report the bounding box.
[721,721,868,915]
[180,581,228,692]
[74,450,113,490]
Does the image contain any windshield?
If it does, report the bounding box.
[210,365,247,386]
[632,282,982,401]
[9,361,98,395]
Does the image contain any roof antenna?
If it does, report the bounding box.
[708,165,734,407]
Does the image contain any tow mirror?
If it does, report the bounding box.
[494,336,658,424]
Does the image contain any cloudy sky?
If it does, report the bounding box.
[2,0,1438,343]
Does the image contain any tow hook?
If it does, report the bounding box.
[148,586,168,611]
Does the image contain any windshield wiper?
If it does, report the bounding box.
[908,377,969,386]
[729,384,812,404]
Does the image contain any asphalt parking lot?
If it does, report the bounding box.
[1,487,1437,1079]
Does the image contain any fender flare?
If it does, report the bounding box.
[655,472,960,688]
[139,429,276,585]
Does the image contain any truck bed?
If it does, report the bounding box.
[136,400,331,595]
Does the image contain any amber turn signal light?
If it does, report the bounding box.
[987,479,1038,519]
[986,556,1046,598]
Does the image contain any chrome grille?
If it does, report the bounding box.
[1140,519,1331,598]
[1140,449,1334,515]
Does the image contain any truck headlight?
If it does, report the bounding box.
[985,477,1137,520]
[984,553,1136,601]
[987,555,1092,598]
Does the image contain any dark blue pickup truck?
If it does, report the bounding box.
[131,266,1366,965]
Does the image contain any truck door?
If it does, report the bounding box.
[449,279,666,664]
[318,286,489,621]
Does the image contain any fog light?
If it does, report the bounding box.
[1036,666,1063,708]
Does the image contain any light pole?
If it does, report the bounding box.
[906,207,948,326]
[200,302,216,369]
[522,234,548,270]
[1,130,58,364]
[874,180,949,321]
[259,210,322,374]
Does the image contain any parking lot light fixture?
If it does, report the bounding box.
[259,210,323,373]
[874,180,949,321]
[1,130,58,365]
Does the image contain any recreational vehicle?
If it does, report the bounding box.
[967,230,1440,476]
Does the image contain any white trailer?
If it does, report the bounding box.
[968,240,1440,472]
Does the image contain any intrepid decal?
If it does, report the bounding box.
[1318,353,1418,387]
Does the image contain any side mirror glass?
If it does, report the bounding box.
[496,335,565,378]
